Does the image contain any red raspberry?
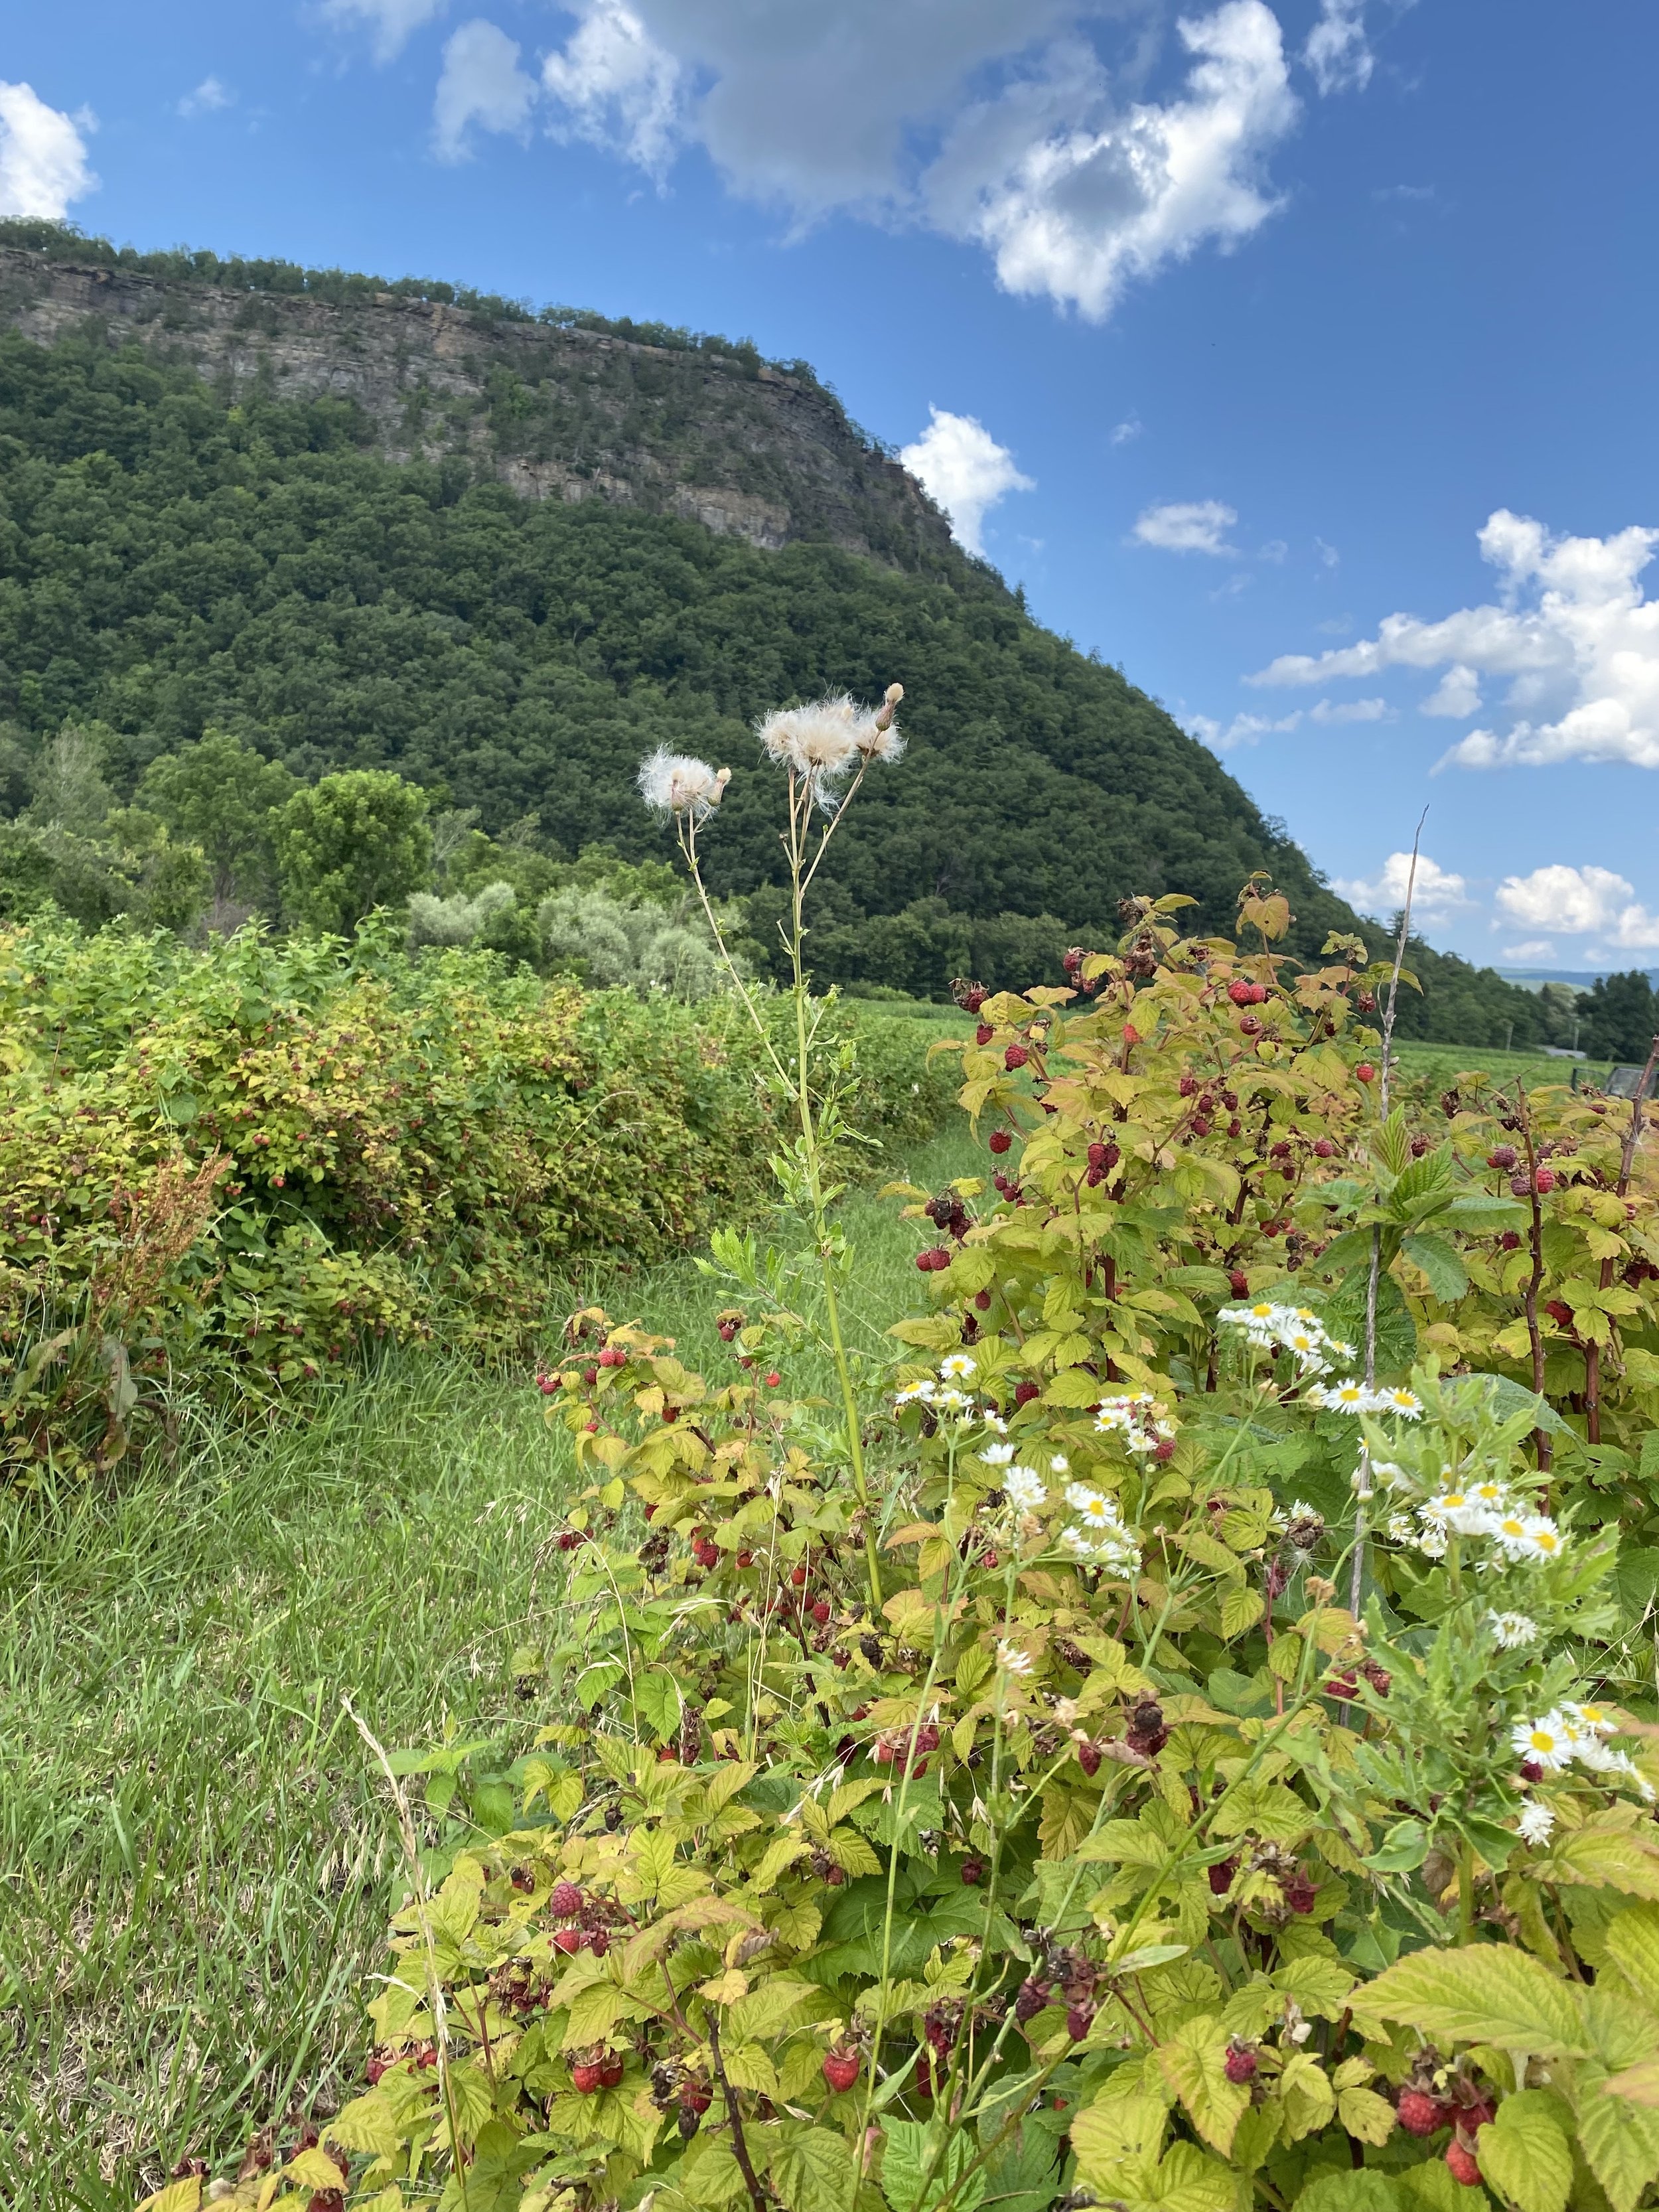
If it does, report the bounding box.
[1487,1145,1518,1169]
[1534,1167,1556,1193]
[1499,1230,1522,1250]
[557,1530,581,1550]
[822,2049,861,2093]
[1510,1172,1532,1198]
[1076,1741,1102,1777]
[1208,1856,1236,1895]
[554,1927,586,1953]
[1005,1043,1029,1070]
[589,1931,609,1958]
[976,1024,994,1045]
[571,2061,605,2094]
[812,1599,831,1625]
[1228,979,1253,1005]
[599,2054,624,2088]
[1014,1380,1040,1407]
[1190,1116,1211,1138]
[791,1564,808,1587]
[1015,1978,1048,2022]
[988,1128,1012,1153]
[1228,1270,1249,1297]
[582,1365,598,1385]
[550,1880,583,1915]
[1445,2142,1482,2186]
[765,1370,781,1387]
[1355,1063,1376,1082]
[1066,2002,1095,2041]
[1313,1137,1336,1157]
[736,1550,753,1568]
[960,1856,984,1885]
[1223,2042,1258,2085]
[1397,2090,1443,2138]
[975,1289,992,1309]
[1247,984,1268,1005]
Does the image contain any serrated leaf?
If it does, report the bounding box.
[1153,2018,1249,2154]
[326,2089,401,2158]
[1294,2175,1403,2212]
[1575,2062,1659,2212]
[879,2118,986,2212]
[1401,1230,1469,1304]
[1336,2086,1400,2148]
[1475,2090,1573,2212]
[721,2040,778,2096]
[1220,1587,1264,1639]
[771,2124,855,2212]
[1362,1945,1588,2056]
[1068,2093,1165,2193]
[1605,1903,1659,2012]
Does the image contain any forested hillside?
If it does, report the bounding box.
[0,222,1561,1041]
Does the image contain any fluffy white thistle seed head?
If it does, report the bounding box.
[636,748,730,822]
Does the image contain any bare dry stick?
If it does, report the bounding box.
[344,1696,471,2212]
[1350,810,1427,1619]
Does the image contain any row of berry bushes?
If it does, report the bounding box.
[0,915,958,1479]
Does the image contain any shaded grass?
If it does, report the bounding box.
[0,1122,983,2209]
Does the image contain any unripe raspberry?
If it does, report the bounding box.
[989,1128,1012,1153]
[1005,1043,1029,1070]
[1397,2089,1443,2138]
[1445,2142,1481,2186]
[1223,2042,1258,2085]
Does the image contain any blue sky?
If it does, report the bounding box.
[4,0,1658,971]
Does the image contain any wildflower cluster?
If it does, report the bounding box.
[1219,1297,1354,1376]
[1090,1388,1175,1457]
[1058,1481,1141,1574]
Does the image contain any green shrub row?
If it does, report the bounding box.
[0,917,956,1479]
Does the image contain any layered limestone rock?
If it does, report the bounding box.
[0,247,957,570]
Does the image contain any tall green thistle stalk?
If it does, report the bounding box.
[636,686,906,1609]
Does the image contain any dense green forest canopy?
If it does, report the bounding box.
[0,258,1602,1047]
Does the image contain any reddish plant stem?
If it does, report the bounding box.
[1589,1032,1659,1443]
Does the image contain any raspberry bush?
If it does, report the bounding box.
[155,698,1659,2212]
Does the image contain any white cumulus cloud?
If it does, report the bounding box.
[0,82,97,219]
[924,3,1297,320]
[1248,509,1659,771]
[518,2,1301,321]
[1421,662,1481,717]
[1333,851,1470,922]
[1303,0,1372,94]
[899,407,1033,556]
[1500,940,1557,964]
[1186,707,1300,749]
[323,0,448,61]
[1133,498,1238,554]
[178,76,234,117]
[542,0,682,173]
[434,20,538,159]
[1495,863,1659,948]
[1308,695,1387,723]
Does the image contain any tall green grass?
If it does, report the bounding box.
[0,1123,984,2209]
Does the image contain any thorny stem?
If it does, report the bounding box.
[1350,812,1425,1623]
[707,2016,770,2212]
[345,1697,471,2212]
[1589,1031,1659,1443]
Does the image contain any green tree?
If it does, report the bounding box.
[137,731,296,901]
[270,771,433,936]
[1577,968,1659,1062]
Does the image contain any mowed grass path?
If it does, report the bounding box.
[0,1122,983,2210]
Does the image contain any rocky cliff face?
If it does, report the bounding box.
[0,246,962,571]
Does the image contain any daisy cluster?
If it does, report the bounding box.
[1510,1702,1653,1827]
[1383,1480,1565,1566]
[1219,1301,1354,1376]
[1060,1483,1142,1576]
[1304,1380,1423,1417]
[1092,1390,1175,1455]
[893,1351,985,1418]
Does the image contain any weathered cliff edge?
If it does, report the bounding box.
[0,246,964,573]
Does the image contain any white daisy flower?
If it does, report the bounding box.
[1415,1523,1449,1559]
[1067,1487,1123,1530]
[894,1378,936,1406]
[978,1441,1017,1467]
[1049,1454,1070,1475]
[1423,1492,1500,1538]
[1383,1388,1423,1418]
[1511,1715,1573,1772]
[1386,1513,1416,1544]
[934,1387,971,1414]
[940,1353,977,1381]
[995,1641,1034,1676]
[1522,1516,1565,1561]
[981,1412,1008,1435]
[1487,1611,1540,1649]
[1561,1701,1615,1737]
[1004,1465,1047,1510]
[1516,1800,1556,1846]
